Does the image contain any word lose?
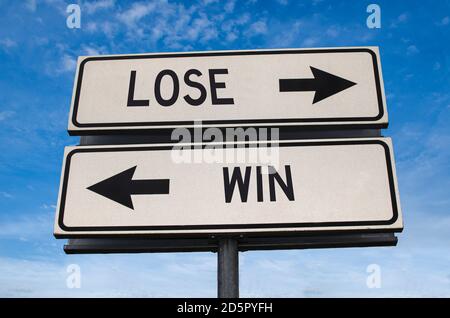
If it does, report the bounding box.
[127,69,235,107]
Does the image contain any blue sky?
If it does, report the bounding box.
[0,0,449,297]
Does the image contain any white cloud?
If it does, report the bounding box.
[82,46,99,56]
[114,1,254,49]
[0,191,13,199]
[41,203,57,210]
[81,44,107,56]
[437,16,449,26]
[202,0,219,5]
[0,38,17,49]
[0,254,217,297]
[186,14,218,42]
[326,25,340,37]
[235,13,251,25]
[0,111,15,122]
[117,1,158,27]
[44,52,76,77]
[0,213,53,240]
[224,0,236,13]
[226,32,238,42]
[85,22,97,32]
[302,36,319,47]
[0,258,67,297]
[397,13,408,22]
[245,20,268,37]
[390,12,409,28]
[266,20,302,47]
[43,0,68,16]
[24,0,37,12]
[86,21,116,38]
[221,13,250,41]
[60,54,76,72]
[83,1,272,50]
[406,45,419,56]
[84,0,115,14]
[276,0,289,5]
[33,37,49,46]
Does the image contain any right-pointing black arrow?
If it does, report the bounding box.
[279,66,357,104]
[87,166,170,210]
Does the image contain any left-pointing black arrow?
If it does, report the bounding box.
[87,166,170,210]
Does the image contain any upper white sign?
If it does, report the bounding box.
[68,47,388,134]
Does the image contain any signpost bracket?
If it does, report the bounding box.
[63,232,397,254]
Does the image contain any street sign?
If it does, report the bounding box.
[54,138,402,237]
[68,47,388,135]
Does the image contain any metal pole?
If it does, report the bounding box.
[217,238,239,298]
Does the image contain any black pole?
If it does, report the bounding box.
[217,238,239,298]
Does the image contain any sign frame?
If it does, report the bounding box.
[54,138,402,238]
[68,47,388,135]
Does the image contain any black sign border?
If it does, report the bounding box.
[57,139,399,236]
[70,48,386,133]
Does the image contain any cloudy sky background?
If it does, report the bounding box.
[0,0,449,297]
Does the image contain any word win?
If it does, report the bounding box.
[223,165,295,203]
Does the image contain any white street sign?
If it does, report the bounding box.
[54,138,402,237]
[68,47,388,134]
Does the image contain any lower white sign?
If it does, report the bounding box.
[54,138,402,237]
